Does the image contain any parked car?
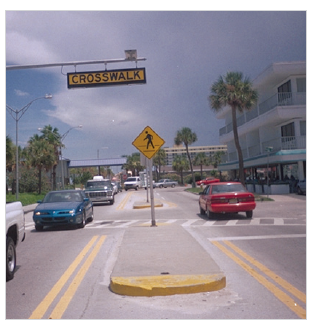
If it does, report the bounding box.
[297,179,306,195]
[196,177,220,186]
[84,179,115,204]
[199,182,256,218]
[124,176,141,191]
[33,190,93,231]
[154,179,178,188]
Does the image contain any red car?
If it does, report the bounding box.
[199,182,256,218]
[196,177,220,186]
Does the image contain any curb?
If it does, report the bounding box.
[133,200,163,209]
[110,273,226,296]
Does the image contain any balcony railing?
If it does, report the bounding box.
[222,136,306,163]
[219,92,306,136]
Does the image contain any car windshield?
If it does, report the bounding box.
[211,184,246,194]
[43,191,83,203]
[86,181,111,188]
[126,178,137,182]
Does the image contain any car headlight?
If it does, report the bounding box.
[69,209,75,214]
[35,212,41,215]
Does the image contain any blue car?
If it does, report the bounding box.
[33,190,93,231]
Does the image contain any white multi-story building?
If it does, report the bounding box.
[163,144,227,166]
[217,61,306,182]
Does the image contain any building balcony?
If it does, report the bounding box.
[219,92,306,137]
[222,135,306,163]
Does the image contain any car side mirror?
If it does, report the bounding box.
[83,198,89,202]
[199,192,204,195]
[37,200,42,203]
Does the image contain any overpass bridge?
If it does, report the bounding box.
[68,157,127,169]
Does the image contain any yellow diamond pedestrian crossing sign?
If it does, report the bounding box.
[132,126,165,159]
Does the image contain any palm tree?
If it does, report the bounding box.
[193,152,209,180]
[172,155,189,185]
[209,72,258,185]
[39,125,62,190]
[174,127,197,187]
[26,134,55,194]
[123,153,144,176]
[153,148,166,181]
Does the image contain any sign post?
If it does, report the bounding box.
[132,126,165,226]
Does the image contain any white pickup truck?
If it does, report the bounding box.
[6,201,26,281]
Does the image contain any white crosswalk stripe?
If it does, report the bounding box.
[24,217,305,231]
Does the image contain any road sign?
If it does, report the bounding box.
[67,68,146,89]
[132,126,165,159]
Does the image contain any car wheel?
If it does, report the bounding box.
[6,237,16,281]
[171,184,175,188]
[78,212,86,228]
[35,224,44,231]
[159,185,163,188]
[206,207,215,219]
[109,196,115,205]
[87,208,94,222]
[246,211,253,218]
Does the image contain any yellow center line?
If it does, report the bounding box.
[223,240,306,304]
[49,235,106,319]
[116,191,133,210]
[29,236,98,319]
[212,241,306,319]
[29,235,105,319]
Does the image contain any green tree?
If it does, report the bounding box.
[174,127,197,187]
[39,125,63,190]
[6,136,15,193]
[123,153,144,176]
[26,134,55,194]
[193,152,209,180]
[209,72,258,185]
[172,155,189,185]
[153,148,166,181]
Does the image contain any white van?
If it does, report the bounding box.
[93,176,104,181]
[124,176,141,191]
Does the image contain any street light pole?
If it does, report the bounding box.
[7,94,52,200]
[266,146,273,198]
[60,125,83,189]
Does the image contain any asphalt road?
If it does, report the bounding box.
[6,187,306,319]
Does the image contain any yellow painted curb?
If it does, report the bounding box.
[133,201,163,209]
[110,273,226,296]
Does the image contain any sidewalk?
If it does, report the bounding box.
[110,223,226,296]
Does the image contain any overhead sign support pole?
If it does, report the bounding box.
[6,50,146,71]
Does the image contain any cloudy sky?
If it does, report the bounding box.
[5,9,306,162]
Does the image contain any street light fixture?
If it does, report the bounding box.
[6,94,53,199]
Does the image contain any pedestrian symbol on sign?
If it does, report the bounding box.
[144,131,154,149]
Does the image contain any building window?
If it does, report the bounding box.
[296,78,306,92]
[300,120,306,136]
[278,80,292,105]
[281,122,295,137]
[278,80,291,93]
